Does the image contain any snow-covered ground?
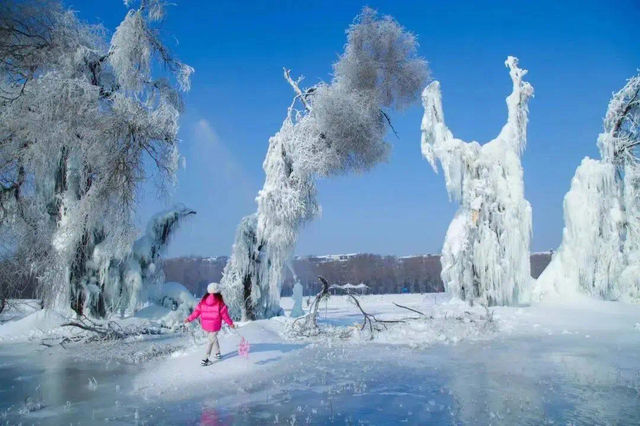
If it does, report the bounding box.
[1,293,639,424]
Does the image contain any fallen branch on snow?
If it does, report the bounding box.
[290,276,331,336]
[392,302,432,318]
[287,285,497,340]
[344,292,404,339]
[40,315,172,347]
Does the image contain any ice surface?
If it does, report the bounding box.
[1,294,639,424]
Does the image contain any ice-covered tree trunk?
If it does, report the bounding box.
[221,8,428,319]
[421,56,533,306]
[220,214,265,320]
[619,164,640,299]
[535,73,640,302]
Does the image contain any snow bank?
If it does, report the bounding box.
[0,299,42,323]
[0,309,66,342]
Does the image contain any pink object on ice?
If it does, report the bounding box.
[238,337,250,358]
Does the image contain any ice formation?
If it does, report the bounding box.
[535,73,640,302]
[221,8,428,320]
[147,281,196,318]
[80,206,195,317]
[421,57,534,306]
[290,282,305,318]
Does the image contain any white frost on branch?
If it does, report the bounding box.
[535,73,640,302]
[221,7,429,320]
[421,56,534,306]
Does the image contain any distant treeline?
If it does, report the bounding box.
[163,253,552,297]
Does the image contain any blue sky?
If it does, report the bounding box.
[72,0,640,257]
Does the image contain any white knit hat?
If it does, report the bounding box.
[207,282,221,294]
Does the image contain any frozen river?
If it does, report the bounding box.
[2,328,639,425]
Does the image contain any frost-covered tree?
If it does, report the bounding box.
[221,8,428,320]
[535,73,640,302]
[421,57,534,306]
[0,0,193,314]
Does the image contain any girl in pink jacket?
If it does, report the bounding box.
[185,282,235,366]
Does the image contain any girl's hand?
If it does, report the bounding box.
[231,324,237,329]
[184,319,189,324]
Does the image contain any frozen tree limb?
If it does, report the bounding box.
[289,276,331,336]
[61,319,127,340]
[341,291,404,339]
[283,68,311,112]
[392,302,430,318]
[289,277,406,340]
[499,56,534,153]
[52,315,164,344]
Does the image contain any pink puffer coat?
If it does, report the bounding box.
[187,294,234,332]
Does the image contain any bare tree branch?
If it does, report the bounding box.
[393,302,429,317]
[283,67,311,112]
